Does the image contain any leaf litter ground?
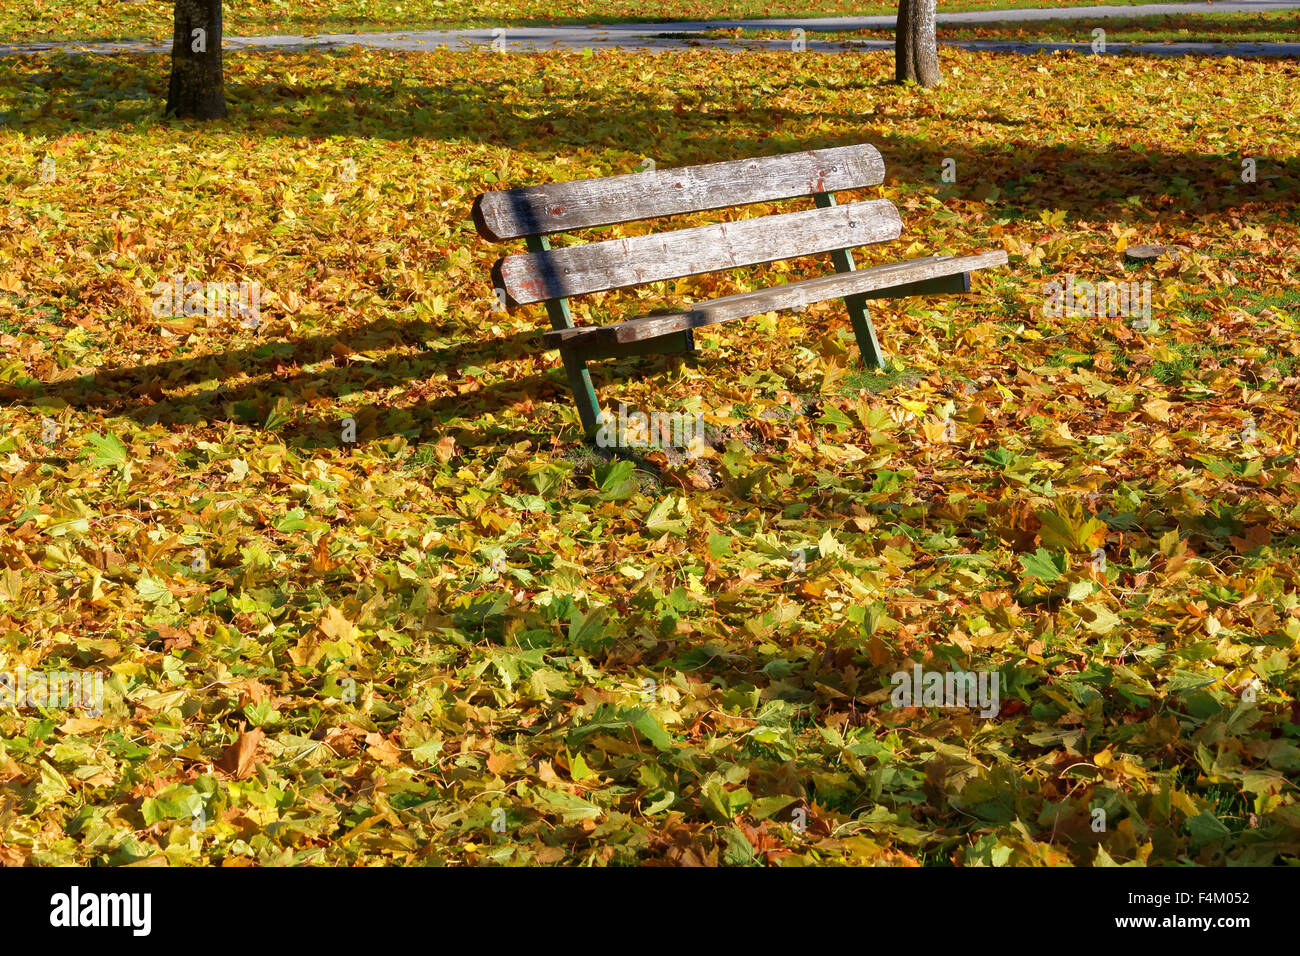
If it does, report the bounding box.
[0,47,1297,865]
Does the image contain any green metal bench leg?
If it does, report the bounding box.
[526,234,607,436]
[558,346,603,436]
[813,191,888,370]
[845,292,885,370]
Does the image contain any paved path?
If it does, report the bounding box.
[3,1,1298,58]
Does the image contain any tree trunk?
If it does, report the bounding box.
[895,0,941,88]
[166,0,226,119]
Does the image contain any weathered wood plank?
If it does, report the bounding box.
[541,251,1007,351]
[495,199,903,305]
[472,144,886,242]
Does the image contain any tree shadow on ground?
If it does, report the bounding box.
[6,50,1294,224]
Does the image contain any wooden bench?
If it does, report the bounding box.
[472,145,1006,436]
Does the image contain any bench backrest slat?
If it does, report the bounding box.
[494,198,902,305]
[472,144,886,242]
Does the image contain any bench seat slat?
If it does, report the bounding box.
[541,250,1008,351]
[495,198,903,305]
[472,144,886,242]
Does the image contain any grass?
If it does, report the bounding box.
[841,365,922,395]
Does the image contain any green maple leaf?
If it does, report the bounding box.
[1019,548,1064,582]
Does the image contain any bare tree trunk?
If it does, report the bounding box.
[895,0,941,88]
[166,0,226,119]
